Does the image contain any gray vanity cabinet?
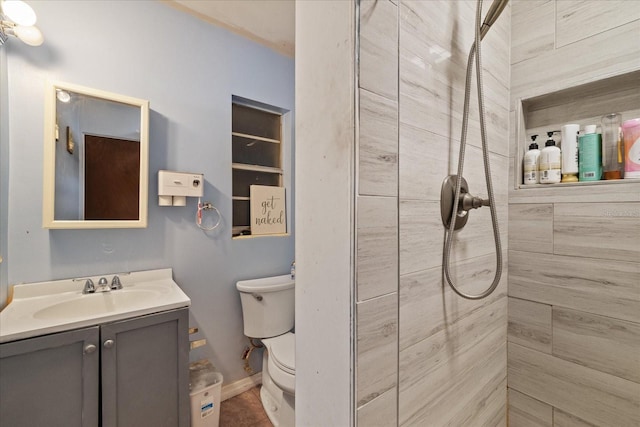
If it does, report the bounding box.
[0,325,100,427]
[0,308,189,427]
[101,308,190,427]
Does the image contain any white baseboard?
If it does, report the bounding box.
[221,372,262,401]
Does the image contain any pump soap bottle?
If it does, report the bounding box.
[540,131,561,184]
[523,135,541,185]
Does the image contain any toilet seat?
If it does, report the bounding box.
[267,332,295,374]
[263,332,295,394]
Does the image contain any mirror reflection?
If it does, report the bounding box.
[43,82,149,229]
[55,92,140,220]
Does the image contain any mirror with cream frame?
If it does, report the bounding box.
[42,81,149,229]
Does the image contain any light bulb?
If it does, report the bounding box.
[56,90,71,103]
[13,24,43,46]
[1,0,37,26]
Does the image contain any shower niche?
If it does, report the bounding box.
[513,69,640,193]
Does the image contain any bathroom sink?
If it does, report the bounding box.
[33,289,159,320]
[0,268,190,343]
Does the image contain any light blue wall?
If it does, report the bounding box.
[3,1,294,384]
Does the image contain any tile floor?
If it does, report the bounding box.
[219,386,273,427]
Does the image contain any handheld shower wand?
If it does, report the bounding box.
[441,0,508,300]
[480,0,509,40]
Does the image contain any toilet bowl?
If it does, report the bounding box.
[263,332,295,394]
[236,274,295,427]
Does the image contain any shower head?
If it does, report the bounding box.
[480,0,509,40]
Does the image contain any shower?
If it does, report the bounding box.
[440,0,509,300]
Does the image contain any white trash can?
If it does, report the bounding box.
[189,360,223,427]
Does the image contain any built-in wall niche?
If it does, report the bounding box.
[231,97,290,238]
[514,70,640,190]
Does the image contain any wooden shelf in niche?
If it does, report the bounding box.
[514,70,640,191]
[232,132,280,144]
[231,99,286,238]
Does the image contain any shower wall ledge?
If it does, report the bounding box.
[508,179,640,204]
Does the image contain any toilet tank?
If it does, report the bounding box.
[236,274,295,338]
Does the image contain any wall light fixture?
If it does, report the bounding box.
[0,0,44,46]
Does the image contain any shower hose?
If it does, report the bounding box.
[443,0,503,300]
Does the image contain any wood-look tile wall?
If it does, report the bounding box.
[356,0,399,424]
[397,0,510,423]
[508,1,640,426]
[356,0,510,424]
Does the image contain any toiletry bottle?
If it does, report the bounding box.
[561,124,580,182]
[539,131,561,184]
[601,113,623,179]
[578,125,602,181]
[622,118,640,179]
[523,135,541,185]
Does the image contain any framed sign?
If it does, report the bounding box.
[250,185,286,235]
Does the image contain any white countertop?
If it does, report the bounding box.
[0,268,190,343]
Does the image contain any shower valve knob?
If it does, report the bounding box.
[441,175,489,230]
[460,193,490,211]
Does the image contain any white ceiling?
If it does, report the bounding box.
[166,0,295,57]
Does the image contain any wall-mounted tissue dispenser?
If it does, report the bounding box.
[158,170,204,206]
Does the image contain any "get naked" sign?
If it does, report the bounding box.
[250,185,286,235]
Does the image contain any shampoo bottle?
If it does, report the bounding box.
[561,124,580,182]
[539,131,561,184]
[622,118,640,179]
[578,125,602,181]
[602,113,623,179]
[523,135,541,185]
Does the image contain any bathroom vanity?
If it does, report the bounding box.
[0,269,190,427]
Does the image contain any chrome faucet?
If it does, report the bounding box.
[81,275,123,294]
[96,277,110,292]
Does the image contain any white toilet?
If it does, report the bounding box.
[236,274,295,427]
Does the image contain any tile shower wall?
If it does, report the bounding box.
[355,0,510,424]
[356,2,399,423]
[508,1,640,426]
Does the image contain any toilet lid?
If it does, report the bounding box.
[266,333,295,375]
